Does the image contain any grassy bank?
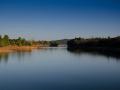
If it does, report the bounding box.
[0,35,50,53]
[0,46,41,53]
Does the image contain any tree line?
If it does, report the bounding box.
[0,35,61,47]
[0,35,33,47]
[67,36,120,49]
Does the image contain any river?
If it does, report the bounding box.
[0,47,120,90]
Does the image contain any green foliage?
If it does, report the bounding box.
[0,35,10,47]
[0,35,51,47]
[0,35,2,47]
[0,35,35,47]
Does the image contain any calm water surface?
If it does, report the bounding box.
[0,47,120,90]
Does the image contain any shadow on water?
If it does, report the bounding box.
[67,48,120,60]
[0,51,32,63]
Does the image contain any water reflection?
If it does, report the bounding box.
[0,47,120,90]
[0,48,65,64]
[40,47,66,51]
[0,53,9,63]
[0,51,32,63]
[67,48,120,60]
[1,47,120,64]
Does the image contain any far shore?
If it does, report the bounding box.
[0,45,45,53]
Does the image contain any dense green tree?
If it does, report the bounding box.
[0,35,10,47]
[0,35,35,47]
[0,35,2,47]
[3,35,10,46]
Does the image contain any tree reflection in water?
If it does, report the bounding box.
[0,53,9,63]
[67,48,120,60]
[0,51,32,63]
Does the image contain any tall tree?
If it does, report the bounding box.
[3,35,10,46]
[17,37,22,46]
[0,35,2,47]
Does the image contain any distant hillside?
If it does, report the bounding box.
[51,39,70,45]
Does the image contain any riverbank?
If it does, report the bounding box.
[67,36,120,53]
[0,46,42,53]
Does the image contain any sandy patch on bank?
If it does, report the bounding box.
[0,46,41,53]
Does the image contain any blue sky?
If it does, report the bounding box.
[0,0,120,40]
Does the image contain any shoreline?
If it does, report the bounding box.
[0,46,42,53]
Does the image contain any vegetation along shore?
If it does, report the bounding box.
[0,35,68,53]
[67,36,120,53]
[0,35,49,53]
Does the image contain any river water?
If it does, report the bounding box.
[0,47,120,90]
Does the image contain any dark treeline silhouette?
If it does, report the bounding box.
[49,41,59,47]
[67,36,120,53]
[49,39,70,47]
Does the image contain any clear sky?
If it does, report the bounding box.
[0,0,120,40]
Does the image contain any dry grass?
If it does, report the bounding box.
[0,46,40,53]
